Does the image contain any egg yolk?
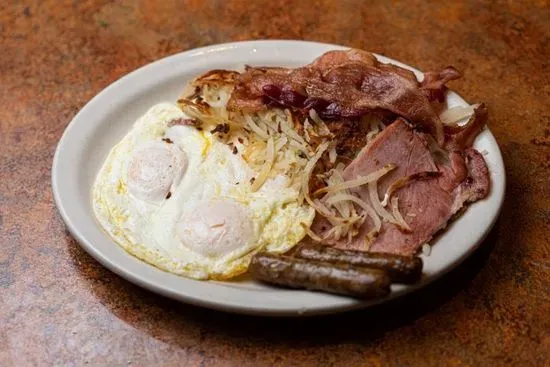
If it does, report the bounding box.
[127,141,187,202]
[176,200,255,258]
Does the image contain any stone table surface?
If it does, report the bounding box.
[1,1,549,366]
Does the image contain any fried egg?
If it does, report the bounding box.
[92,103,314,279]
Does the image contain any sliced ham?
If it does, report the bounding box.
[316,119,489,256]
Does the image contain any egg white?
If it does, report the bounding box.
[92,103,314,279]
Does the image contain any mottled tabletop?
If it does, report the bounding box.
[1,1,549,366]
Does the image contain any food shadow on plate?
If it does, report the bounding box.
[69,218,500,348]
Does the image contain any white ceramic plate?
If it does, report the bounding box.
[52,40,505,316]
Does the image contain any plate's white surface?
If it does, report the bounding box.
[52,40,505,316]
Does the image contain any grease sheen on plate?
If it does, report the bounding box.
[52,41,505,316]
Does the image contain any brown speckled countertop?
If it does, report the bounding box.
[1,1,549,366]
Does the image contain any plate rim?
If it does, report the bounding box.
[52,40,506,316]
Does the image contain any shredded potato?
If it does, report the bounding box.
[309,110,332,136]
[177,98,227,126]
[251,136,275,192]
[245,115,270,140]
[288,139,312,157]
[302,142,330,211]
[274,136,288,152]
[282,110,308,145]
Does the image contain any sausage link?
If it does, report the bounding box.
[249,253,391,299]
[295,245,423,284]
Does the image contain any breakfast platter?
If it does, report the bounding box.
[52,40,505,316]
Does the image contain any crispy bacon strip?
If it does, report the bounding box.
[228,49,463,145]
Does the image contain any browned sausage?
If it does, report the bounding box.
[249,253,391,299]
[294,245,423,284]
